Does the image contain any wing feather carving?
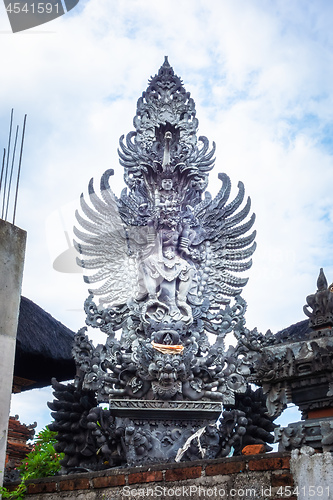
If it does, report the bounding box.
[193,172,255,301]
[74,210,101,235]
[224,197,251,228]
[222,180,245,218]
[226,231,256,249]
[224,214,256,238]
[74,171,147,307]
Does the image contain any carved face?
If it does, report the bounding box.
[191,177,208,192]
[148,354,186,387]
[161,178,173,191]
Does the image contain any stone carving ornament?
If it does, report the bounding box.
[49,59,277,469]
[72,57,256,407]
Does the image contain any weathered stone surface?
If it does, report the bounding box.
[290,447,333,500]
[304,268,333,329]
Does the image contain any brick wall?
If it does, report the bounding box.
[7,452,293,500]
[6,416,34,467]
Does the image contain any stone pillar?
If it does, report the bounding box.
[0,220,26,487]
[291,447,333,500]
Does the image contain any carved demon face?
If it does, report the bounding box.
[148,354,186,387]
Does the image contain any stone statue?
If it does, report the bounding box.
[49,58,272,469]
[304,268,333,328]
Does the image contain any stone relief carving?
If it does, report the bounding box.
[304,268,333,329]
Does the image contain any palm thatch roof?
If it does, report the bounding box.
[14,297,76,391]
[14,296,311,390]
[275,319,311,343]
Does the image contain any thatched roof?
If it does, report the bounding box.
[275,319,311,343]
[13,295,311,390]
[14,297,76,391]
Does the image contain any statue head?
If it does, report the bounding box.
[148,352,186,387]
[191,176,208,193]
[161,178,173,191]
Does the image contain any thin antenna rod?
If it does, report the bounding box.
[2,109,13,219]
[0,149,6,196]
[5,125,19,221]
[13,114,27,226]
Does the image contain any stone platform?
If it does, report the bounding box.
[110,400,223,466]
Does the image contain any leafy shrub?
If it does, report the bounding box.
[0,425,64,499]
[0,477,28,500]
[18,425,63,479]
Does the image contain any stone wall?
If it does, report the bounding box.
[8,452,294,500]
[290,447,333,500]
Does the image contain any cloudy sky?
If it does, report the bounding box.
[2,0,333,434]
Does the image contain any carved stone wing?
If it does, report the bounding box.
[194,172,256,304]
[74,169,147,307]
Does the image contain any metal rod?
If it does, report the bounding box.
[5,125,19,221]
[0,149,6,197]
[2,109,13,219]
[13,114,27,226]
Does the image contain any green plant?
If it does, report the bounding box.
[0,475,29,500]
[18,425,63,479]
[0,425,64,499]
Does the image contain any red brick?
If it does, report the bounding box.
[248,456,290,471]
[206,461,245,476]
[5,484,22,492]
[59,477,90,491]
[128,470,163,484]
[271,473,294,487]
[165,466,201,482]
[93,475,126,488]
[27,482,57,494]
[242,444,266,455]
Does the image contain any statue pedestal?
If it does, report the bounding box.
[110,400,222,466]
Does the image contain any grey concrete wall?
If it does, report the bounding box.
[291,447,333,500]
[0,220,26,487]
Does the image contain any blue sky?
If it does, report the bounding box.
[2,0,333,435]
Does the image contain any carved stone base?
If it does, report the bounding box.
[276,416,333,452]
[110,400,222,466]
